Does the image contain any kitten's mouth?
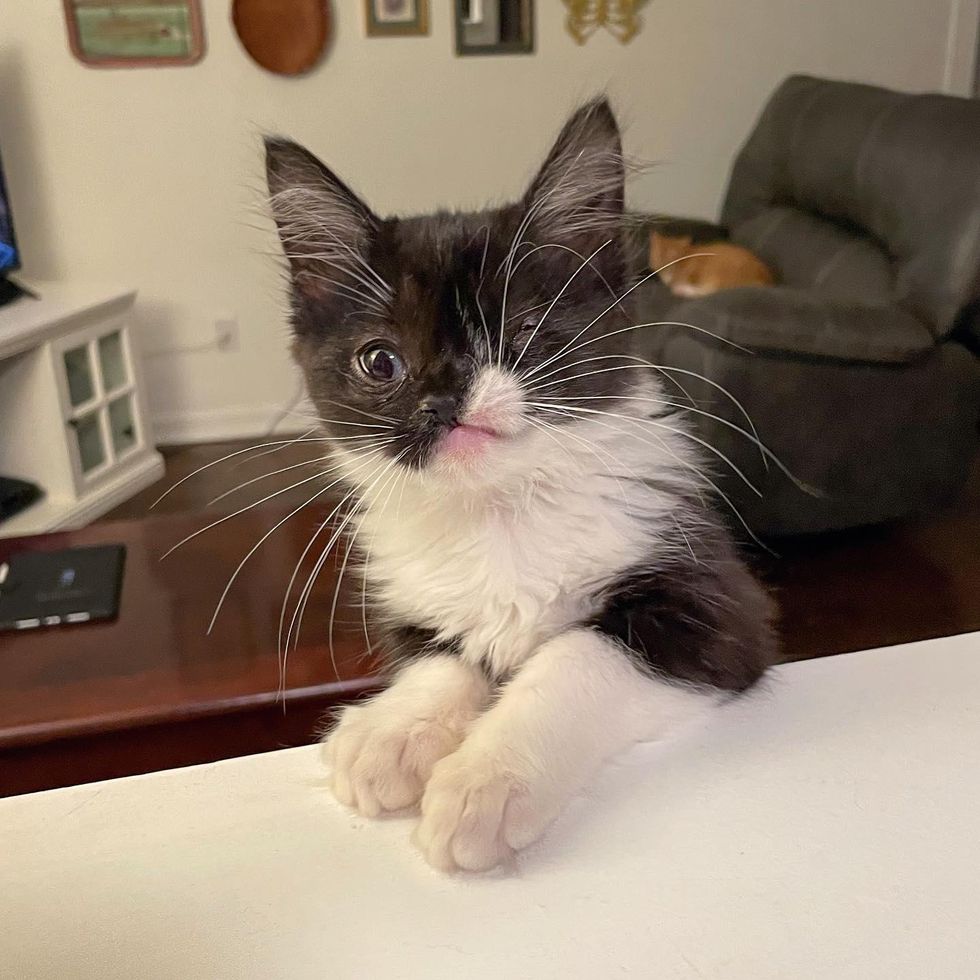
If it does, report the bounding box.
[457,421,501,438]
[439,420,502,456]
[428,371,524,466]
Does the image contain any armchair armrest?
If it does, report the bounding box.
[666,287,936,365]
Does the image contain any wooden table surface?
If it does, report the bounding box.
[0,506,383,795]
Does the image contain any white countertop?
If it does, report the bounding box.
[3,632,979,980]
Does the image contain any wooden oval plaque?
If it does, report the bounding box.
[232,0,331,76]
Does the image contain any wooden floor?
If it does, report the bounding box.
[105,436,980,664]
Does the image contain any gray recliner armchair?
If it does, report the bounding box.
[635,75,980,536]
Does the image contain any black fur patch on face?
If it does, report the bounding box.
[265,100,641,470]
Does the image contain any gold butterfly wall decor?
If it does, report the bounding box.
[563,0,651,45]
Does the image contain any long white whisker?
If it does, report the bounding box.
[317,229,393,298]
[160,468,333,560]
[523,321,751,387]
[523,351,652,389]
[520,253,719,383]
[475,225,494,361]
[528,357,765,454]
[276,231,392,299]
[315,399,398,425]
[523,360,754,442]
[206,438,399,507]
[342,247,391,297]
[526,350,760,449]
[290,271,388,314]
[538,394,812,488]
[330,461,400,672]
[507,299,551,323]
[512,240,611,373]
[288,416,393,430]
[528,401,762,497]
[352,461,408,667]
[277,217,392,302]
[526,415,633,512]
[206,472,357,636]
[497,188,560,366]
[509,241,628,317]
[241,427,318,468]
[207,454,332,507]
[281,489,374,687]
[150,436,338,510]
[531,403,771,551]
[296,256,391,308]
[328,520,361,681]
[277,450,392,669]
[531,412,701,563]
[287,499,356,670]
[287,451,408,672]
[530,401,710,493]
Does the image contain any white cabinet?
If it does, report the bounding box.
[52,315,145,489]
[0,284,164,537]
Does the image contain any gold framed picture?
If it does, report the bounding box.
[63,0,206,68]
[365,0,429,37]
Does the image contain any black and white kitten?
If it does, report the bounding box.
[265,99,776,872]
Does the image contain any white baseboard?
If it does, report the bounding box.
[151,404,309,445]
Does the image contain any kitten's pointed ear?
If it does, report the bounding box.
[264,137,378,301]
[524,98,625,252]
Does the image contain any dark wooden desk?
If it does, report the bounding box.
[0,508,383,796]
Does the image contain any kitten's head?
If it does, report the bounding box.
[265,99,639,490]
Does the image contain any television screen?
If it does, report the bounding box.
[0,148,20,274]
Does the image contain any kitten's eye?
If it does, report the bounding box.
[515,316,539,342]
[512,316,539,355]
[357,346,406,383]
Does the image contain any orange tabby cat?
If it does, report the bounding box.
[650,231,776,297]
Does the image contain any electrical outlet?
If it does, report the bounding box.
[214,316,239,352]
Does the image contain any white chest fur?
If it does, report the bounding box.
[352,415,688,675]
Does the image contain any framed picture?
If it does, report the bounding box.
[365,0,429,37]
[63,0,206,68]
[455,0,534,56]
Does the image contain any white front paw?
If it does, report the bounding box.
[323,703,464,818]
[414,745,563,872]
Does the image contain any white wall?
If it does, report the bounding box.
[1,1,975,442]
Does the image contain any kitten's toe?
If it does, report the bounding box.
[323,706,463,817]
[349,744,421,816]
[416,748,558,872]
[323,708,366,808]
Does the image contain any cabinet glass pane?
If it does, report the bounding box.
[98,331,128,392]
[108,394,137,456]
[64,345,94,407]
[74,411,106,473]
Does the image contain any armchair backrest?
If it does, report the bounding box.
[721,75,980,340]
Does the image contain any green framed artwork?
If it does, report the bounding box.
[64,1,206,68]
